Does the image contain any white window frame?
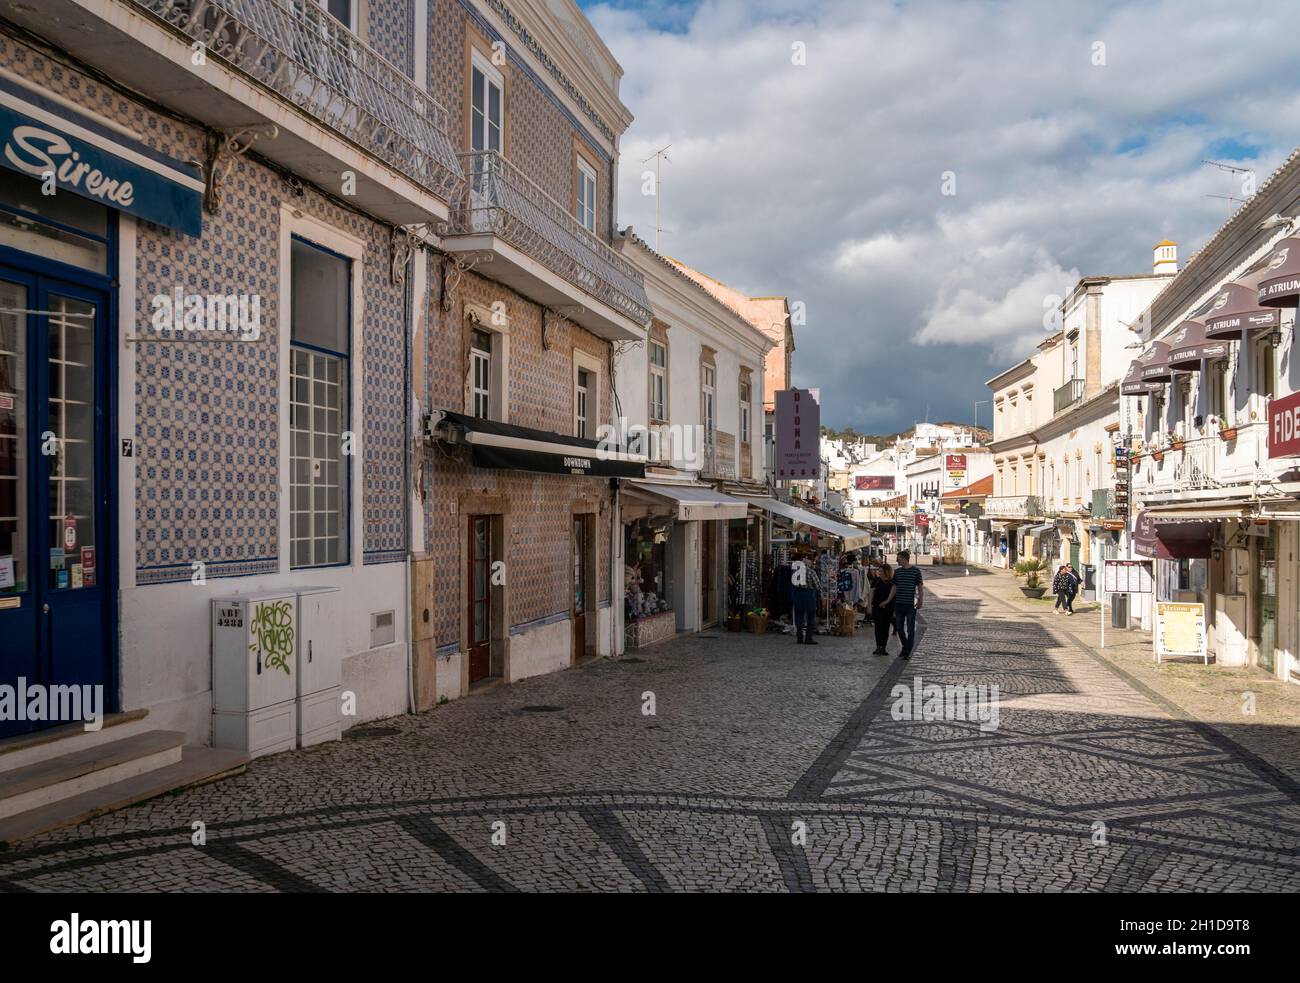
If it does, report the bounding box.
[573,350,603,439]
[465,302,509,423]
[470,328,492,419]
[576,157,597,234]
[470,49,504,156]
[739,377,752,445]
[702,363,716,446]
[278,208,365,575]
[648,339,667,423]
[312,0,358,31]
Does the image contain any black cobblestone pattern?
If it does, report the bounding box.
[2,569,1297,892]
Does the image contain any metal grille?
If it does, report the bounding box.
[129,0,464,203]
[452,151,652,327]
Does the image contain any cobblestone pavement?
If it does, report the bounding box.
[3,569,1299,892]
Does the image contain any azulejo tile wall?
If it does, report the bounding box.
[420,253,612,649]
[367,0,416,79]
[0,35,410,585]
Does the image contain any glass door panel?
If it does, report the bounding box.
[0,280,27,596]
[46,293,97,590]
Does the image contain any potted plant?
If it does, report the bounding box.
[1152,448,1164,462]
[745,607,769,634]
[1018,558,1048,598]
[1169,428,1184,451]
[1218,415,1238,442]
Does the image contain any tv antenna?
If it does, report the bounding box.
[1202,159,1253,221]
[642,144,671,252]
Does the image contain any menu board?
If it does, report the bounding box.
[1156,602,1207,662]
[1103,559,1154,594]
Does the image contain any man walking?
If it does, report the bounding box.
[790,559,823,645]
[892,550,924,659]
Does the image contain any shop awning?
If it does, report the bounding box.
[744,497,871,549]
[1258,236,1300,308]
[1121,358,1162,396]
[1138,340,1174,384]
[430,410,646,477]
[1133,509,1216,559]
[1167,320,1228,371]
[1204,281,1280,340]
[1021,523,1051,537]
[624,480,748,521]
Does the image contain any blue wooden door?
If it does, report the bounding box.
[0,270,110,737]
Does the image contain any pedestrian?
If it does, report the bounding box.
[790,558,822,645]
[891,550,924,659]
[868,562,895,655]
[1064,562,1080,615]
[1052,564,1076,614]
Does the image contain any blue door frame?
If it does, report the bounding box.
[0,222,119,738]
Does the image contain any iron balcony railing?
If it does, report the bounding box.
[1053,378,1086,415]
[983,495,1043,519]
[130,0,464,203]
[453,151,652,327]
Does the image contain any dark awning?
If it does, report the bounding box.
[1133,509,1216,559]
[431,410,646,477]
[1167,319,1228,371]
[1204,281,1280,340]
[1121,359,1162,396]
[1258,236,1300,308]
[1138,340,1173,384]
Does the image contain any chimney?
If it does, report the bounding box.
[1153,240,1178,275]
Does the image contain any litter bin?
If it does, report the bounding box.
[1111,592,1129,629]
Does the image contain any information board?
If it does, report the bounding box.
[1103,559,1154,594]
[1156,602,1208,664]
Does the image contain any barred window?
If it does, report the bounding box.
[290,237,351,569]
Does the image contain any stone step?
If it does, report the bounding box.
[0,731,186,820]
[0,746,248,847]
[0,710,151,775]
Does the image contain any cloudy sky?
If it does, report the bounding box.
[576,0,1298,432]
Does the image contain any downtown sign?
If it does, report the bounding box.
[775,388,820,480]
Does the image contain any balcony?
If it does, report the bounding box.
[983,495,1043,520]
[445,151,652,341]
[1053,378,1086,415]
[11,0,462,224]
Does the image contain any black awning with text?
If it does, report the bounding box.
[434,410,646,478]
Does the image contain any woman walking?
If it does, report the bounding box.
[1052,564,1077,615]
[868,563,895,655]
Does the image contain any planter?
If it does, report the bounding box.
[1171,440,1185,451]
[1219,428,1238,442]
[726,615,744,632]
[1152,451,1164,463]
[745,613,769,634]
[1021,586,1047,599]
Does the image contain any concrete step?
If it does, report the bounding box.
[0,731,185,820]
[0,709,151,775]
[0,746,248,847]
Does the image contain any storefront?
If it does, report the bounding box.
[0,74,203,737]
[623,515,675,649]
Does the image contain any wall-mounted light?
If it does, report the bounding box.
[1267,327,1284,348]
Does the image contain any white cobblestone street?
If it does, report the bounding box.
[3,567,1297,893]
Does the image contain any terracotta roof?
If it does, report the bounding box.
[941,474,994,500]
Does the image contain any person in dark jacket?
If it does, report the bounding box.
[1052,565,1079,614]
[868,563,895,655]
[789,559,823,644]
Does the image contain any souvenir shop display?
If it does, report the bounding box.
[624,518,673,623]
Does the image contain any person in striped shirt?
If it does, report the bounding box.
[891,550,924,659]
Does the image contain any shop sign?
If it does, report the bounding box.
[0,75,203,236]
[945,453,967,489]
[1268,390,1300,459]
[775,389,820,480]
[1156,602,1208,664]
[854,475,894,490]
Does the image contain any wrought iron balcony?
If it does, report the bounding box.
[451,151,652,329]
[1053,378,1086,415]
[129,0,464,202]
[983,495,1043,519]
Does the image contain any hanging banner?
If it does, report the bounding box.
[775,388,820,480]
[1268,390,1300,459]
[854,475,894,490]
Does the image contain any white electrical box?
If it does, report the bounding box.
[212,591,299,757]
[297,586,343,747]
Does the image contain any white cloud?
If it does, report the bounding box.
[586,0,1298,430]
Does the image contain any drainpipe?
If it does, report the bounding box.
[403,252,416,715]
[611,480,621,656]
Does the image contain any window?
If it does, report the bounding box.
[290,237,351,569]
[576,157,597,234]
[471,329,492,419]
[1206,358,1227,420]
[702,364,716,445]
[739,379,752,444]
[1254,334,1276,401]
[471,54,503,156]
[576,368,591,439]
[648,340,667,422]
